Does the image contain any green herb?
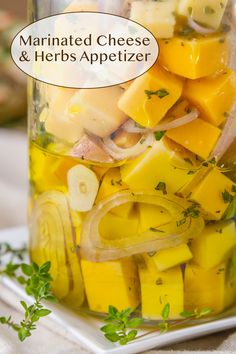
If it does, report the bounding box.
[176,218,187,227]
[0,243,26,265]
[178,26,194,36]
[180,307,212,319]
[184,158,193,166]
[224,195,236,220]
[111,179,123,187]
[154,131,165,141]
[156,278,163,286]
[102,304,213,345]
[159,303,170,333]
[183,202,200,218]
[222,190,234,204]
[216,229,223,234]
[204,6,215,14]
[140,138,146,145]
[145,89,169,100]
[100,306,144,345]
[155,182,167,195]
[232,186,236,193]
[150,227,165,233]
[187,170,196,175]
[0,244,56,342]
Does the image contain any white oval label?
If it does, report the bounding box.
[11,12,159,89]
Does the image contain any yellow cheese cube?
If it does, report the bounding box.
[130,0,178,38]
[191,168,236,220]
[151,244,193,271]
[99,211,139,240]
[184,69,236,126]
[69,87,127,138]
[185,261,236,314]
[96,168,133,217]
[166,118,221,160]
[96,168,129,202]
[118,65,183,128]
[138,203,171,233]
[139,256,184,319]
[191,220,236,269]
[121,141,193,194]
[81,258,140,313]
[159,34,229,79]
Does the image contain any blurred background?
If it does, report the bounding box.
[0,0,28,229]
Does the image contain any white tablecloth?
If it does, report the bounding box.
[0,128,236,354]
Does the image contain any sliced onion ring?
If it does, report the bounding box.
[188,17,216,35]
[80,190,205,262]
[210,103,236,160]
[102,132,154,160]
[122,109,199,134]
[153,108,199,132]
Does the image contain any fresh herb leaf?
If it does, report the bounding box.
[222,190,233,204]
[145,89,169,100]
[159,303,170,333]
[154,131,165,141]
[155,182,167,195]
[101,307,144,345]
[150,227,165,233]
[0,245,56,342]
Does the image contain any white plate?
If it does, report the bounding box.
[1,226,236,354]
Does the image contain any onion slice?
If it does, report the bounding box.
[188,17,216,35]
[210,103,236,160]
[80,190,205,262]
[102,132,154,160]
[122,109,199,134]
[153,108,199,132]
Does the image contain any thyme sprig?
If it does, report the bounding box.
[0,243,56,341]
[101,304,213,345]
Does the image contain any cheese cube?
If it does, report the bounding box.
[68,87,127,138]
[178,0,229,30]
[130,0,178,38]
[177,0,193,17]
[185,261,236,314]
[99,210,139,240]
[184,69,236,126]
[139,255,184,319]
[81,258,140,313]
[191,220,236,269]
[96,168,133,217]
[191,168,236,220]
[166,118,221,160]
[121,141,193,194]
[151,244,193,271]
[118,65,183,128]
[159,34,229,79]
[45,88,84,144]
[138,203,171,233]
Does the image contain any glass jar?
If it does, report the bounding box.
[29,0,236,325]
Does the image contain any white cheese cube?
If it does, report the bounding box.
[177,0,229,29]
[68,87,127,138]
[130,0,178,38]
